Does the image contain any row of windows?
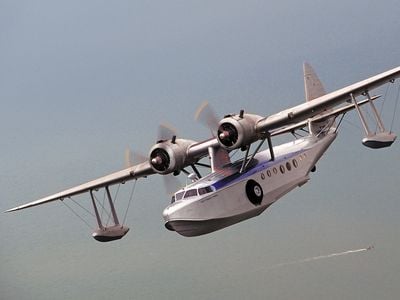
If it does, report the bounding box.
[171,153,308,203]
[261,155,304,180]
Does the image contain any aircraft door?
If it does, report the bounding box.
[245,180,263,206]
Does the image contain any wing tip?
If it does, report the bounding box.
[4,203,37,213]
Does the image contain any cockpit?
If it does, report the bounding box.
[171,186,214,203]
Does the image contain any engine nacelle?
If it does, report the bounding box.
[149,139,196,174]
[217,113,264,150]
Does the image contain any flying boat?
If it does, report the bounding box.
[6,63,400,241]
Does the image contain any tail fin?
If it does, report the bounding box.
[303,62,326,101]
[303,62,335,135]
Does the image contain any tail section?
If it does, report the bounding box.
[304,62,326,101]
[303,62,335,135]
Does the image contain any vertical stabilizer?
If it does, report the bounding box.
[303,62,335,135]
[304,62,326,101]
[208,147,231,173]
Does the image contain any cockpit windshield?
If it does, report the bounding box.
[171,186,213,203]
[183,189,198,198]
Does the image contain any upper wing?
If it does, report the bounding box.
[5,161,154,212]
[270,95,381,136]
[258,66,400,132]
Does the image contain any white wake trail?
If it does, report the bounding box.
[268,247,371,270]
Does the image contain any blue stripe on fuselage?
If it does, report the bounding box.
[212,150,303,191]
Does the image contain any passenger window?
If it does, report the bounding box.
[198,187,213,195]
[286,162,291,171]
[267,170,272,177]
[293,159,298,168]
[280,165,285,174]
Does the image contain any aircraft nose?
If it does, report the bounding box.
[162,206,171,221]
[162,201,188,222]
[162,205,177,232]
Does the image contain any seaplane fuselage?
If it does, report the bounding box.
[163,129,337,236]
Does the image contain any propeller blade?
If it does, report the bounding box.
[124,147,147,168]
[158,123,177,142]
[194,101,219,136]
[124,148,133,168]
[156,124,182,195]
[163,174,182,196]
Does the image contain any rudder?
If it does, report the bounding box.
[303,62,334,135]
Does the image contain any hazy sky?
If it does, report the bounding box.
[1,1,399,299]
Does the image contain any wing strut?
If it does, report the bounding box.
[389,82,400,132]
[267,134,275,161]
[239,137,271,174]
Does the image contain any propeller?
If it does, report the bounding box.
[150,148,170,172]
[157,123,183,196]
[157,123,177,142]
[124,142,183,197]
[195,101,232,169]
[194,101,219,136]
[150,123,178,171]
[217,122,239,147]
[124,147,148,168]
[163,172,183,197]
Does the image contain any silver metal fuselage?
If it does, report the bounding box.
[163,131,337,237]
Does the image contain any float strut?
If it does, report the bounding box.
[90,190,104,230]
[364,91,386,132]
[351,93,371,136]
[105,186,120,226]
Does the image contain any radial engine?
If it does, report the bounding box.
[217,111,265,150]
